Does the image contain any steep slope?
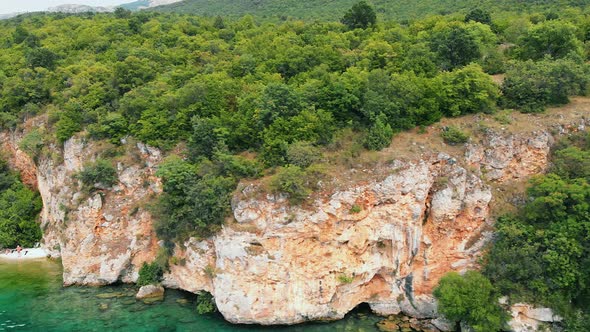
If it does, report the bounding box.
[2,99,589,327]
[152,0,588,21]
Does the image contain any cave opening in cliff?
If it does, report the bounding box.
[348,302,373,315]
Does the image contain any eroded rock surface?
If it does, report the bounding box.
[1,116,585,326]
[508,303,562,332]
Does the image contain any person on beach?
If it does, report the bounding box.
[16,245,22,257]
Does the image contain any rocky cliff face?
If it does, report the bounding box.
[1,112,586,327]
[1,133,162,285]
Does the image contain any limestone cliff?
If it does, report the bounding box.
[1,106,588,328]
[1,133,162,285]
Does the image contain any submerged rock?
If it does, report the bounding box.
[376,318,401,332]
[136,285,165,302]
[96,292,125,299]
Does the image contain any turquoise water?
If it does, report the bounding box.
[0,259,380,332]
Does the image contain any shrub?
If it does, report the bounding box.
[137,262,163,286]
[434,271,507,332]
[77,159,118,190]
[349,204,362,213]
[286,141,322,168]
[441,126,469,145]
[441,64,499,117]
[269,165,311,204]
[364,113,394,151]
[155,156,236,242]
[212,151,262,179]
[196,292,217,314]
[19,128,45,161]
[501,57,590,113]
[338,274,354,284]
[55,114,82,144]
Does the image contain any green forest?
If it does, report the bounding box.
[151,0,590,22]
[1,1,590,328]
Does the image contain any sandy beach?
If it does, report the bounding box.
[0,248,48,260]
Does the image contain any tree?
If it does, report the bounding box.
[188,117,223,161]
[341,1,376,30]
[501,57,589,113]
[464,9,492,25]
[517,20,583,60]
[441,64,499,117]
[114,7,131,19]
[25,48,59,70]
[155,157,236,242]
[434,271,508,332]
[364,113,393,150]
[429,24,482,70]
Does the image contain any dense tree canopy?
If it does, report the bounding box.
[0,159,42,249]
[483,133,590,330]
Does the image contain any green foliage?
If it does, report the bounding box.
[0,159,42,249]
[55,114,82,144]
[428,23,482,70]
[286,141,322,168]
[341,1,376,30]
[269,165,311,204]
[136,261,163,286]
[483,135,590,324]
[501,57,590,113]
[465,9,492,25]
[155,156,237,242]
[19,129,45,161]
[441,126,469,145]
[338,274,354,284]
[188,117,224,160]
[77,159,118,190]
[87,113,129,144]
[441,64,499,117]
[364,113,393,151]
[196,292,217,314]
[517,20,584,60]
[434,271,507,332]
[153,0,589,22]
[349,204,362,213]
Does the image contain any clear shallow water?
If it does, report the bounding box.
[0,259,380,332]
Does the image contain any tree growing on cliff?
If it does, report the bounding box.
[434,271,508,332]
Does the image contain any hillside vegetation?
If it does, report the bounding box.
[1,4,590,326]
[1,4,589,238]
[152,0,590,21]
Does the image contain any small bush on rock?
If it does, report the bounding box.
[196,292,217,314]
[137,262,163,286]
[441,126,469,145]
[269,165,311,204]
[77,159,118,190]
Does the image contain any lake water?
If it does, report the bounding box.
[0,259,380,332]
